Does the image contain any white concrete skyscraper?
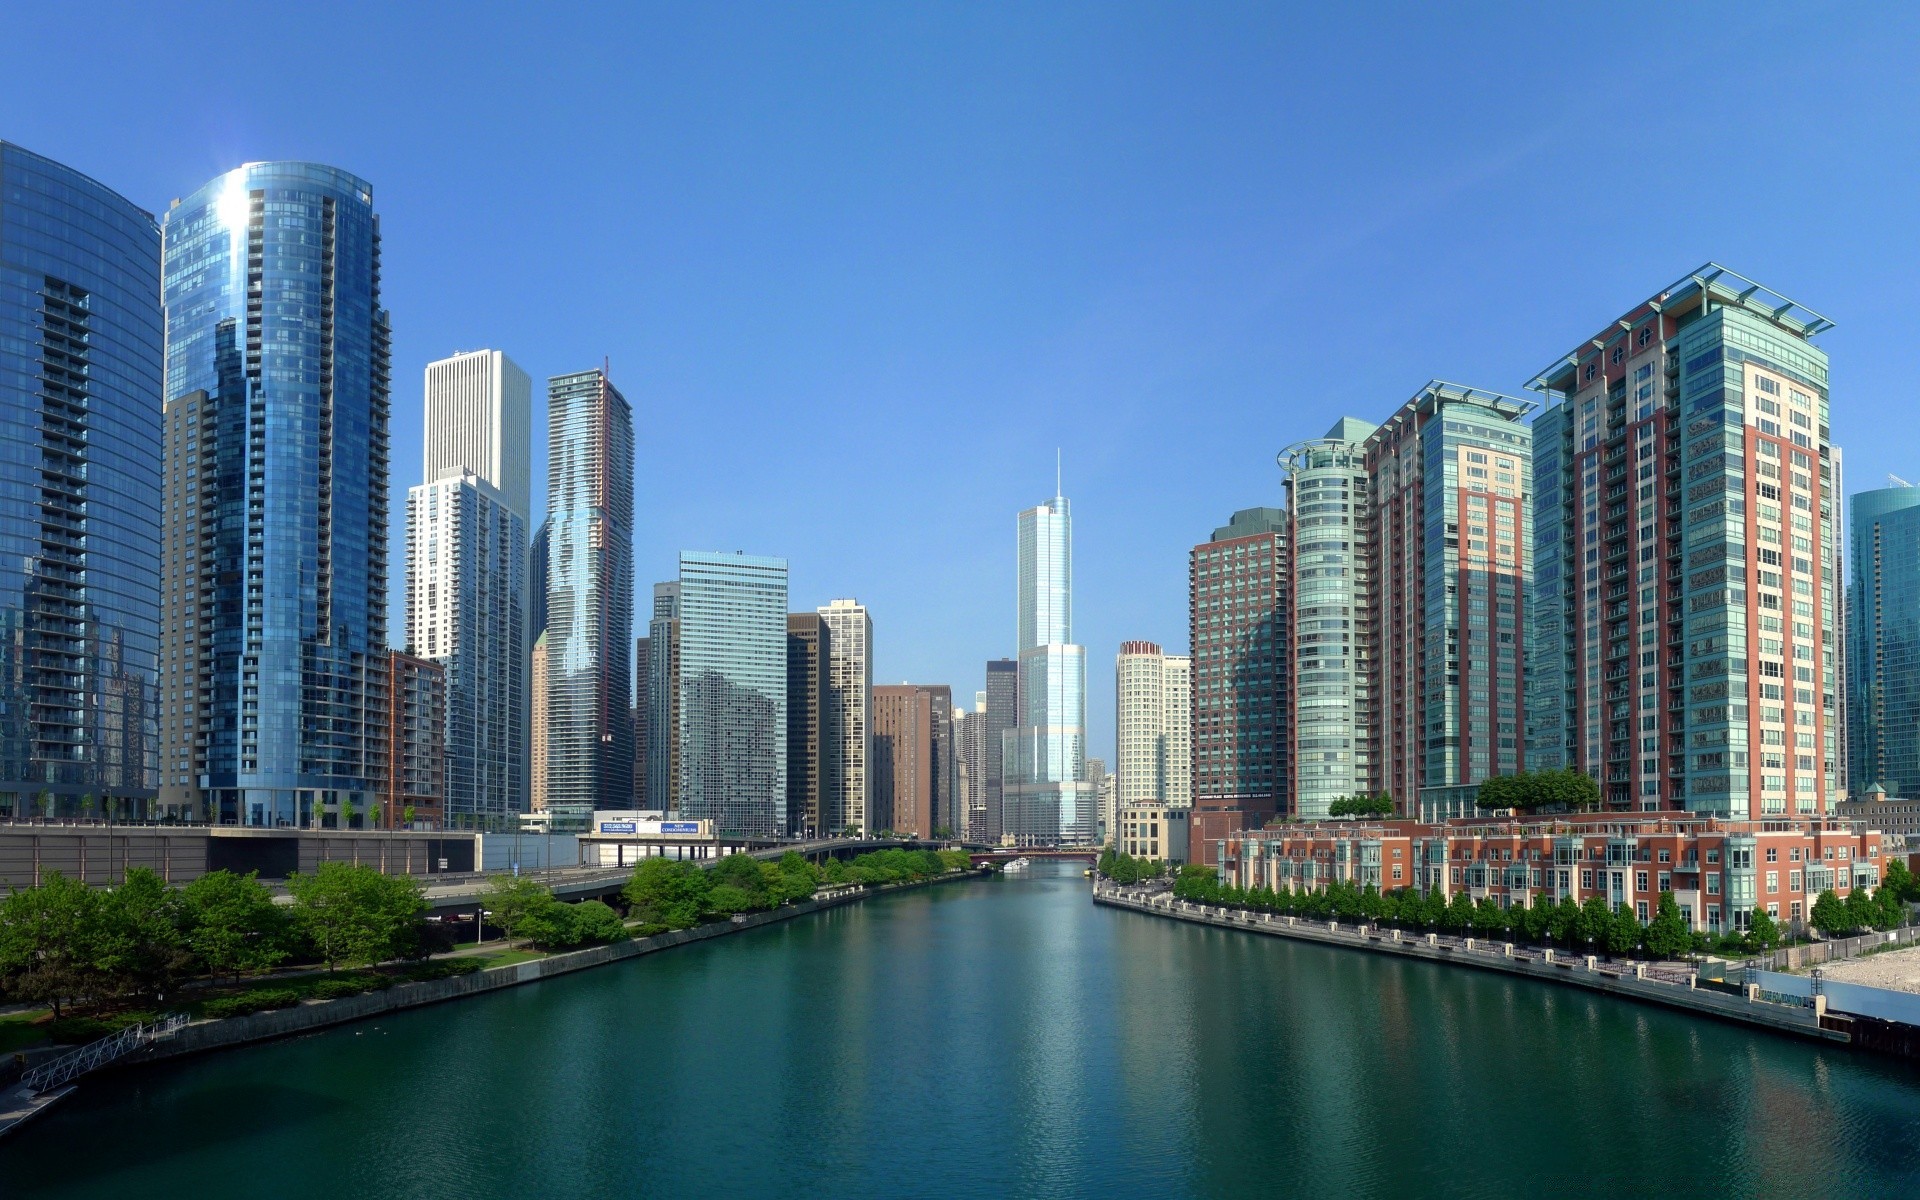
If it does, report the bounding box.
[1004,485,1092,844]
[406,349,533,827]
[1115,642,1192,809]
[818,598,873,834]
[424,350,532,519]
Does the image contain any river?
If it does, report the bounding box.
[6,861,1920,1198]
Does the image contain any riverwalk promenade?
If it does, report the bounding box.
[1092,882,1859,1047]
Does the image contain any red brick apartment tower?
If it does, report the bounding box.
[1189,509,1288,864]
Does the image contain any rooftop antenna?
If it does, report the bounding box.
[1892,473,1913,488]
[1055,447,1062,500]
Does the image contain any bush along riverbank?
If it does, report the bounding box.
[0,848,978,1061]
[122,862,986,1071]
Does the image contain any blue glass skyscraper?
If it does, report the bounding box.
[1004,488,1091,844]
[1848,482,1920,798]
[159,163,390,827]
[0,143,162,820]
[678,551,788,837]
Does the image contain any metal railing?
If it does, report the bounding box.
[22,1013,190,1094]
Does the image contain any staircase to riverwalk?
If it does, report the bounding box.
[0,1013,191,1141]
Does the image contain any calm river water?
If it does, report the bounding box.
[6,861,1920,1198]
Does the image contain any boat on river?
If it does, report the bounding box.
[1003,857,1031,872]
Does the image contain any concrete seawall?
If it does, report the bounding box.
[126,869,988,1069]
[1094,887,1849,1047]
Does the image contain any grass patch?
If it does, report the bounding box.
[0,1011,50,1054]
[471,949,544,968]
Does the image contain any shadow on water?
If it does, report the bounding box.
[4,1079,348,1190]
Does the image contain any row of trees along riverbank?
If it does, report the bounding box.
[1138,860,1920,959]
[0,848,977,1045]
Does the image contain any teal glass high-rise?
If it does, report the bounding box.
[678,552,788,837]
[1848,483,1920,798]
[159,163,390,827]
[0,143,162,820]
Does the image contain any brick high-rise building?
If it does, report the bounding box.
[871,684,932,837]
[982,659,1018,843]
[1528,265,1841,823]
[384,650,446,829]
[1189,509,1289,863]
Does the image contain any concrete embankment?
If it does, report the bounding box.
[1095,887,1851,1048]
[124,869,988,1070]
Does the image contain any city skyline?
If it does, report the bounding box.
[13,8,1920,768]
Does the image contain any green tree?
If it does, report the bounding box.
[771,852,820,903]
[0,871,103,1016]
[711,853,772,908]
[623,858,711,930]
[1471,896,1505,937]
[180,869,288,982]
[1644,892,1691,961]
[516,900,579,950]
[1173,864,1218,903]
[1845,886,1878,936]
[706,884,756,916]
[1746,906,1781,953]
[286,862,427,972]
[571,900,629,944]
[484,875,554,945]
[1884,858,1918,904]
[1606,903,1643,958]
[1876,884,1908,931]
[1574,895,1612,951]
[95,867,192,1001]
[1809,889,1847,938]
[1547,895,1580,944]
[1442,891,1474,933]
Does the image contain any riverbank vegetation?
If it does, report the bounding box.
[1,848,980,1046]
[624,849,972,935]
[1165,864,1911,960]
[1096,848,1166,885]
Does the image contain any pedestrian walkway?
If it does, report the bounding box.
[0,1081,73,1140]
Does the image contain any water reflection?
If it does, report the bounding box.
[6,862,1920,1199]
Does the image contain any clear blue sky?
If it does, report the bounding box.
[9,3,1919,764]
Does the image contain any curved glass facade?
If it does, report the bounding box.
[160,162,390,827]
[0,143,162,818]
[1281,421,1375,820]
[544,369,634,810]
